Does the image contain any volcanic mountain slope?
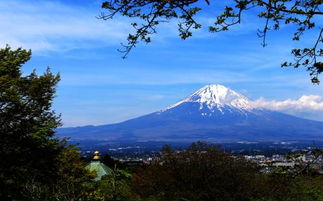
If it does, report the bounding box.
[58,84,323,142]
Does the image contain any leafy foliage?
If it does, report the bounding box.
[130,142,323,201]
[21,145,97,201]
[91,169,132,201]
[0,45,61,199]
[100,0,323,83]
[131,142,261,201]
[0,46,95,201]
[254,173,323,201]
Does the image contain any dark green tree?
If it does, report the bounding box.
[100,0,323,83]
[0,45,61,200]
[131,142,323,201]
[0,46,94,201]
[131,142,261,201]
[92,169,132,201]
[255,172,323,201]
[21,145,96,201]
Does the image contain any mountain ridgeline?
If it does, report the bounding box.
[58,85,323,142]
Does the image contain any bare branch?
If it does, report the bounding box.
[100,0,323,82]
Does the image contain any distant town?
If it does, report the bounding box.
[78,140,323,175]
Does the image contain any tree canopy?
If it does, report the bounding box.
[132,142,260,201]
[99,0,323,83]
[0,46,95,200]
[0,46,61,199]
[131,142,323,201]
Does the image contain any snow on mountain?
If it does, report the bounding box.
[58,84,323,142]
[163,84,253,113]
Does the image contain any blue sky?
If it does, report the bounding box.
[1,0,323,126]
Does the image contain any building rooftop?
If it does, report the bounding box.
[86,151,113,181]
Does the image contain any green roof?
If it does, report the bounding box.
[86,161,113,181]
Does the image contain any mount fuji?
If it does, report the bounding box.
[58,84,323,142]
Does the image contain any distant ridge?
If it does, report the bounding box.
[58,84,323,142]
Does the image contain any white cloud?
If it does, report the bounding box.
[253,95,323,111]
[252,95,323,121]
[0,0,131,52]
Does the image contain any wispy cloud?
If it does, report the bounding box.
[59,68,254,86]
[0,0,286,53]
[0,0,131,52]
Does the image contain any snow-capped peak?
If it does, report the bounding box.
[164,84,252,111]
